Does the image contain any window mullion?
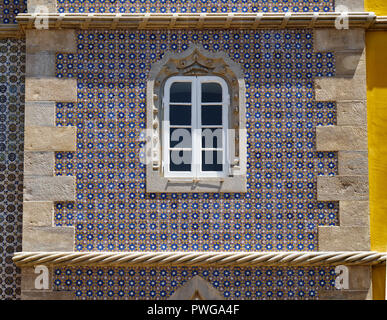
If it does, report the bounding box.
[163,83,170,177]
[193,77,199,178]
[223,84,229,176]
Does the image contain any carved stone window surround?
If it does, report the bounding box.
[146,44,247,193]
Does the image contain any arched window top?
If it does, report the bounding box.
[148,44,245,84]
[146,44,247,193]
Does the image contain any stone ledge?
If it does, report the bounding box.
[25,126,77,151]
[339,200,370,226]
[316,126,367,151]
[317,176,369,201]
[22,226,75,251]
[318,226,370,251]
[21,290,73,300]
[23,201,53,227]
[315,77,366,101]
[25,78,78,102]
[24,176,76,201]
[338,151,368,175]
[25,101,56,127]
[24,151,55,176]
[147,169,247,193]
[16,13,381,30]
[319,289,371,300]
[26,29,77,53]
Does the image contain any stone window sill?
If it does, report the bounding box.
[146,168,246,193]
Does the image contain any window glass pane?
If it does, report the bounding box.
[202,83,222,103]
[201,105,222,126]
[170,82,191,103]
[170,128,192,148]
[170,105,191,125]
[170,150,191,172]
[202,151,223,172]
[201,128,222,148]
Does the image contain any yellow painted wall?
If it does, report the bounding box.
[365,0,387,15]
[367,32,387,254]
[365,0,387,300]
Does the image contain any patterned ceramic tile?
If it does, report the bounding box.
[0,0,27,24]
[0,38,25,300]
[57,0,334,14]
[54,266,336,300]
[54,29,338,253]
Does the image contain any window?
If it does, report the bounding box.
[163,76,229,179]
[146,44,246,193]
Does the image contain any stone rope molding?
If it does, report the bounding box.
[13,251,387,267]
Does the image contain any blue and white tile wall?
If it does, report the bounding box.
[53,29,338,299]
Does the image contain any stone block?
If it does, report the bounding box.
[339,200,369,226]
[314,29,365,52]
[23,201,53,227]
[25,126,76,151]
[338,151,368,175]
[335,0,364,12]
[337,101,367,126]
[25,78,77,102]
[22,226,75,251]
[316,126,367,151]
[26,30,77,53]
[24,176,75,201]
[317,176,369,201]
[335,51,364,77]
[25,101,56,126]
[318,226,370,251]
[26,52,56,77]
[169,276,223,300]
[347,266,372,290]
[21,267,53,291]
[21,290,73,300]
[319,290,370,300]
[315,77,366,101]
[27,0,57,13]
[24,151,54,176]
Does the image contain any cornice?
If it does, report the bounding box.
[1,12,386,38]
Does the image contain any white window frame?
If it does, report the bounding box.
[163,75,230,179]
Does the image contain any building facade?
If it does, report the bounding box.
[0,0,387,300]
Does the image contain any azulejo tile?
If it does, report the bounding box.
[54,29,338,253]
[54,266,336,300]
[57,0,334,14]
[0,0,26,24]
[0,39,25,300]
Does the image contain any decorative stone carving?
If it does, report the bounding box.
[168,276,223,300]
